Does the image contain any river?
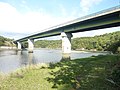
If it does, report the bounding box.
[0,49,107,73]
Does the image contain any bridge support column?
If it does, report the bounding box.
[17,42,22,50]
[61,32,73,58]
[28,39,34,53]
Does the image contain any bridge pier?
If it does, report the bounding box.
[28,39,34,53]
[61,32,73,58]
[17,42,22,50]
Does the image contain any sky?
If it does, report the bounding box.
[0,0,120,40]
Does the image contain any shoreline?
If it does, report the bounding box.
[35,48,111,53]
[0,47,112,54]
[0,48,112,54]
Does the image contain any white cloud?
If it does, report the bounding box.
[0,2,20,32]
[0,2,71,35]
[80,0,103,14]
[0,2,78,38]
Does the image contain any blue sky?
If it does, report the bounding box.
[0,0,120,39]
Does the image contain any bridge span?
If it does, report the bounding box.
[15,5,120,56]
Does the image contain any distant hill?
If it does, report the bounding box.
[35,31,120,53]
[0,36,15,47]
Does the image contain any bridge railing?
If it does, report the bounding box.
[55,5,120,28]
[80,5,120,19]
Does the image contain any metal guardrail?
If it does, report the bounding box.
[78,5,120,19]
[53,5,120,28]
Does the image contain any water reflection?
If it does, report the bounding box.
[17,51,22,55]
[18,50,37,66]
[0,49,107,73]
[28,53,36,65]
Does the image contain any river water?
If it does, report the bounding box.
[0,49,107,73]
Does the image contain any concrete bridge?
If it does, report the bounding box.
[15,5,120,55]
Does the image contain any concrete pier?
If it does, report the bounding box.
[28,39,34,53]
[17,42,22,50]
[61,32,73,56]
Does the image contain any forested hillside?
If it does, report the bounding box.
[0,36,14,46]
[35,40,62,49]
[72,31,120,53]
[35,31,120,53]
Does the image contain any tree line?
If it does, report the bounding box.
[1,31,120,53]
[34,31,120,53]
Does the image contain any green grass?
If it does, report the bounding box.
[0,55,120,90]
[0,64,57,90]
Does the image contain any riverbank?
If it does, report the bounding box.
[0,54,120,90]
[0,46,17,51]
[0,47,111,54]
[71,50,111,54]
[36,48,112,54]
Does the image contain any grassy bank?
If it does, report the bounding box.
[0,55,120,90]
